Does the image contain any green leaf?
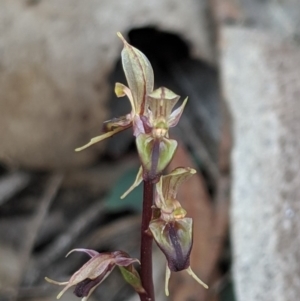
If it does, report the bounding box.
[104,167,143,212]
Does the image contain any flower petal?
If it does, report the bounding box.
[44,277,68,286]
[102,115,132,132]
[73,267,113,299]
[157,138,178,177]
[114,256,140,266]
[186,266,208,289]
[135,133,154,172]
[66,249,99,258]
[81,284,99,301]
[168,97,188,127]
[165,266,171,296]
[136,135,177,181]
[147,87,180,122]
[114,82,135,112]
[45,277,75,300]
[57,284,73,299]
[112,250,140,266]
[132,115,146,137]
[154,173,164,208]
[161,167,196,201]
[117,32,154,115]
[75,127,126,152]
[120,166,143,199]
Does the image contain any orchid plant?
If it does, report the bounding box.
[46,33,208,301]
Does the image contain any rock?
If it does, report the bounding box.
[212,0,300,42]
[0,0,213,170]
[221,27,300,301]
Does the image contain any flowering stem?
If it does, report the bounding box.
[140,180,155,301]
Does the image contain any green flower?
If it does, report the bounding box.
[75,33,153,152]
[136,88,187,181]
[148,167,208,295]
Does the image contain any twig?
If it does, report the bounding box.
[8,174,63,301]
[24,198,106,285]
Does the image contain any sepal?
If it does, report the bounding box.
[147,87,180,123]
[102,115,132,132]
[75,127,126,152]
[136,134,177,181]
[168,97,188,127]
[119,265,146,295]
[117,32,154,116]
[149,218,193,272]
[121,166,143,199]
[160,167,196,202]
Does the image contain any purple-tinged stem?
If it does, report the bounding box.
[140,180,155,301]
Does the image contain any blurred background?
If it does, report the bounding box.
[0,1,300,301]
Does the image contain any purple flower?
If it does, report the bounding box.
[45,249,140,301]
[136,87,187,181]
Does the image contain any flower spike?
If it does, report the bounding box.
[70,31,207,301]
